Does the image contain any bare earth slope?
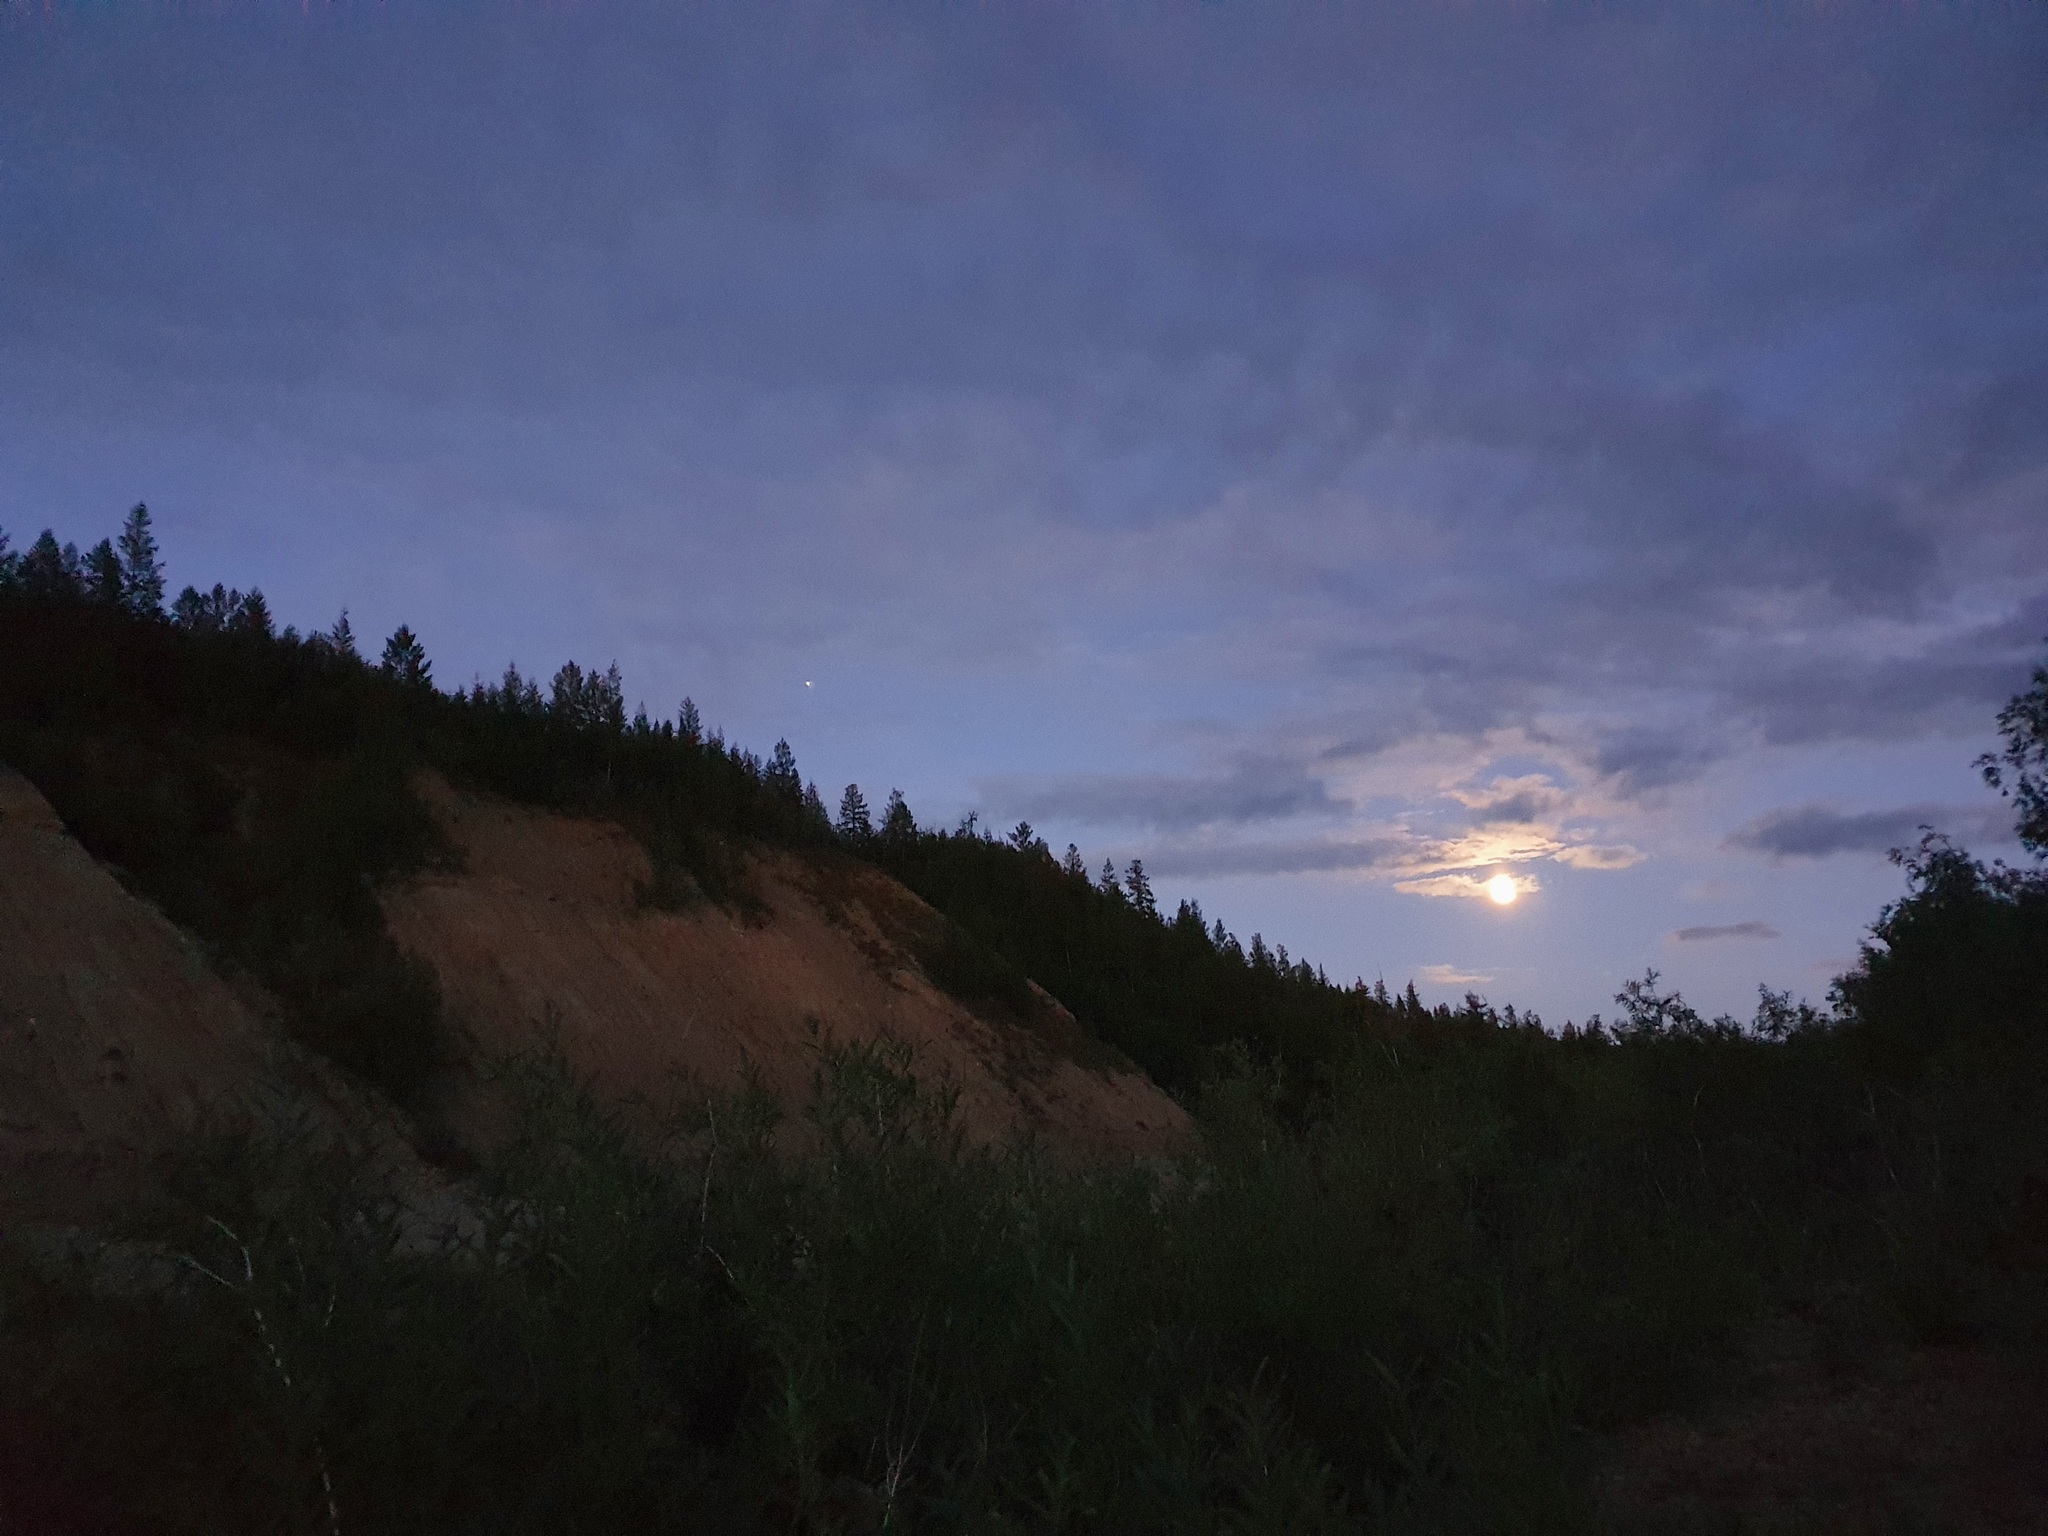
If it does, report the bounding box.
[384,776,1189,1159]
[0,765,382,1225]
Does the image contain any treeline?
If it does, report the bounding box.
[0,507,840,1109]
[0,505,1497,1102]
[7,506,2046,1107]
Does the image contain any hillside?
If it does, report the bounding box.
[387,773,1188,1160]
[0,765,393,1225]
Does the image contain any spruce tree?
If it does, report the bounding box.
[837,783,873,841]
[382,625,432,687]
[117,503,164,614]
[331,610,360,658]
[881,789,916,845]
[678,697,702,745]
[1063,843,1087,880]
[23,531,80,598]
[82,539,125,603]
[1125,859,1158,918]
[767,739,802,801]
[233,589,273,638]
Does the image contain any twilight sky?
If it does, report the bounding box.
[5,2,2046,1025]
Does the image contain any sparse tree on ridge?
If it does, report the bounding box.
[766,739,802,802]
[382,625,431,687]
[117,503,164,614]
[838,783,873,841]
[0,524,17,588]
[1064,843,1087,880]
[1099,858,1122,898]
[881,789,916,845]
[329,609,359,658]
[1125,858,1157,918]
[233,589,273,638]
[23,531,81,598]
[82,539,125,604]
[678,696,702,745]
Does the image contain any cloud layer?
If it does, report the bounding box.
[1726,803,2019,861]
[2,4,2043,1014]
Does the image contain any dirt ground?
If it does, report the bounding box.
[1600,1311,2048,1533]
[0,765,389,1227]
[381,775,1190,1161]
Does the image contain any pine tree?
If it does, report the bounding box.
[881,789,916,845]
[1063,843,1087,880]
[678,697,702,745]
[1124,858,1157,918]
[233,589,273,638]
[82,539,125,604]
[331,610,359,658]
[382,625,431,687]
[837,784,873,841]
[0,524,17,588]
[1099,859,1122,897]
[117,503,164,614]
[23,531,81,598]
[766,740,802,802]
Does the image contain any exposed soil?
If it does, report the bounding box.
[1601,1311,2048,1533]
[382,775,1190,1160]
[0,765,390,1227]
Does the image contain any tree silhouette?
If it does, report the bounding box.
[329,609,360,659]
[1981,644,2048,856]
[766,739,802,802]
[838,783,874,841]
[382,625,432,687]
[23,531,80,598]
[1124,858,1157,918]
[117,503,164,615]
[881,789,916,845]
[82,539,125,604]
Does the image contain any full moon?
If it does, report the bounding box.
[1486,874,1518,905]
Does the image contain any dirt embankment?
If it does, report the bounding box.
[384,776,1189,1160]
[0,766,390,1226]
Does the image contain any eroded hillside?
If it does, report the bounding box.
[0,766,394,1224]
[384,775,1189,1160]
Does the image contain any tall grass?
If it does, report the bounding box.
[9,1010,2043,1535]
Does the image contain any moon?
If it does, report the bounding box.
[1486,874,1518,905]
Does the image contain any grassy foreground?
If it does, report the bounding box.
[6,993,2044,1534]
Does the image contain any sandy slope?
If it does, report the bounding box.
[0,766,384,1224]
[383,776,1189,1159]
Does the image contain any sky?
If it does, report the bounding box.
[4,1,2046,1026]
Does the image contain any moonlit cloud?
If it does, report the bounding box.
[1418,964,1492,987]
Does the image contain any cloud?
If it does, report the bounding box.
[1145,836,1409,878]
[1671,921,1781,943]
[980,761,1340,832]
[1725,802,2017,860]
[1418,964,1492,986]
[1551,843,1644,870]
[1393,871,1542,901]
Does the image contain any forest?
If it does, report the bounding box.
[4,507,2046,1533]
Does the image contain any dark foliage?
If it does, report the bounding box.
[0,514,831,1104]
